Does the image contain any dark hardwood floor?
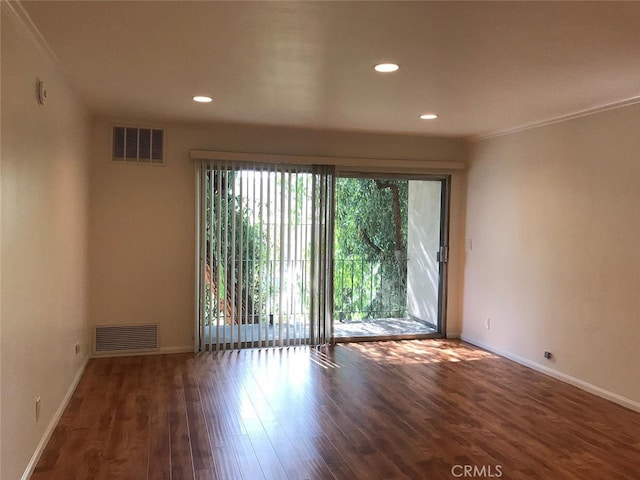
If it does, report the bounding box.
[31,340,640,479]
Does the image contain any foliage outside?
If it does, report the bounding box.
[203,171,409,327]
[205,170,311,326]
[334,178,408,321]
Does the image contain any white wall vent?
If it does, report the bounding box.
[94,324,158,354]
[112,125,164,164]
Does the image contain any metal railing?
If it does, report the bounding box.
[334,255,407,322]
[206,255,409,326]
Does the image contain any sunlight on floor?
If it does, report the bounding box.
[339,339,498,365]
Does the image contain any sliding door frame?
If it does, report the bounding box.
[437,175,451,340]
[192,149,463,351]
[332,172,451,343]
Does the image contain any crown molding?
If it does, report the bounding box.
[2,0,68,75]
[470,95,640,143]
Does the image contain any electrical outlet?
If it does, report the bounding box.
[35,397,41,422]
[485,317,491,330]
[544,351,552,359]
[75,343,81,355]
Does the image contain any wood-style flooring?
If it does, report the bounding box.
[31,340,640,479]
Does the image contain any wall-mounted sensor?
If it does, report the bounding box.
[36,80,47,105]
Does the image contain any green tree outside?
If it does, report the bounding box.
[334,178,409,321]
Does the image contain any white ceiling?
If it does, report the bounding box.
[22,1,640,138]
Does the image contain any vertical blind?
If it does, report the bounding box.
[197,161,334,351]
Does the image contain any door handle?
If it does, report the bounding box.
[437,246,449,263]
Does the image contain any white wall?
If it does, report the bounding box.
[89,119,467,349]
[407,180,442,326]
[0,6,4,474]
[463,103,640,406]
[89,122,196,353]
[1,7,91,479]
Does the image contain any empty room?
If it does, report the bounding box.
[2,1,640,479]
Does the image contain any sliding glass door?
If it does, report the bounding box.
[196,162,334,351]
[332,176,449,340]
[196,163,449,350]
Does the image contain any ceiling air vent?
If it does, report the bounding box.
[112,125,164,164]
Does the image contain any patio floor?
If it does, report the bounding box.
[333,316,437,338]
[203,316,437,347]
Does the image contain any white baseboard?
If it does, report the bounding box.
[159,345,194,354]
[461,335,640,414]
[91,345,194,358]
[21,355,90,480]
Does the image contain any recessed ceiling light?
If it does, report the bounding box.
[374,63,399,73]
[193,96,213,103]
[419,113,439,120]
